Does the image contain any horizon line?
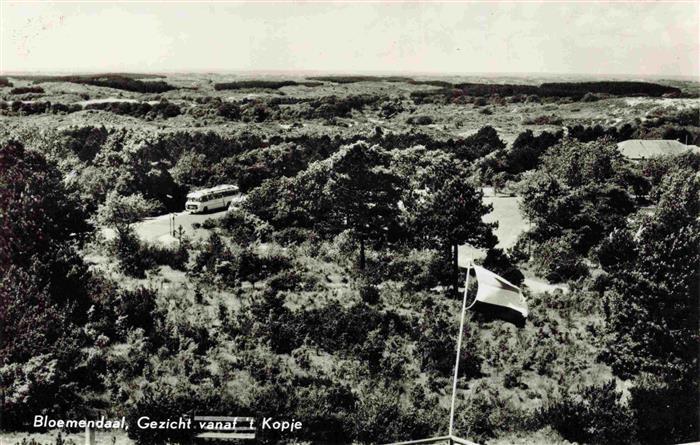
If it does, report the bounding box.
[1,69,698,81]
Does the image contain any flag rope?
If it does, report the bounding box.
[448,259,471,436]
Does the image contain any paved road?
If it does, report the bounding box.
[103,209,228,245]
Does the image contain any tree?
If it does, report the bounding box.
[520,138,637,258]
[423,176,496,296]
[601,171,699,442]
[506,129,562,173]
[324,142,403,269]
[455,125,506,161]
[0,141,94,429]
[390,147,496,293]
[1,140,89,270]
[95,191,157,237]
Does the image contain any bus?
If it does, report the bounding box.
[185,184,240,213]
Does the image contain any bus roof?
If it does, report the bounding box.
[186,184,238,199]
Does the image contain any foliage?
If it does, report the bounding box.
[629,373,699,444]
[214,80,321,90]
[595,170,700,442]
[520,138,637,267]
[85,100,181,119]
[531,235,589,282]
[10,86,45,95]
[455,126,506,161]
[481,248,525,286]
[219,208,272,244]
[111,228,154,277]
[535,381,634,445]
[95,191,158,237]
[416,306,482,379]
[507,129,562,173]
[0,141,90,268]
[602,171,699,376]
[412,80,681,102]
[0,141,97,429]
[42,75,177,93]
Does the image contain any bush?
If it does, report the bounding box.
[115,286,159,335]
[271,227,316,246]
[595,228,637,273]
[10,86,45,95]
[452,382,526,443]
[629,373,699,444]
[535,381,635,445]
[220,208,272,245]
[72,76,176,93]
[531,236,589,283]
[112,230,154,278]
[214,80,321,90]
[268,269,303,292]
[141,241,189,271]
[218,101,241,119]
[416,307,482,379]
[361,248,451,290]
[358,279,380,304]
[524,114,563,125]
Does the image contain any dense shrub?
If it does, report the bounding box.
[535,381,635,445]
[115,286,160,335]
[416,307,482,379]
[411,80,681,102]
[531,235,589,283]
[65,75,176,93]
[364,248,450,291]
[0,141,95,428]
[520,138,637,260]
[214,80,321,90]
[352,384,442,443]
[2,101,82,116]
[217,101,241,119]
[358,278,380,304]
[10,86,45,95]
[112,230,155,278]
[629,373,699,444]
[452,387,497,443]
[141,241,189,271]
[85,100,181,119]
[507,129,562,172]
[307,75,413,84]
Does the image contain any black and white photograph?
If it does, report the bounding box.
[0,1,698,444]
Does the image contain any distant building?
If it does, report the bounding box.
[617,139,700,160]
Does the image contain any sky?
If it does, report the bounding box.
[1,1,698,77]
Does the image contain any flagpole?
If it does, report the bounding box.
[448,259,471,437]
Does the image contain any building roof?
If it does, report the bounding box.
[186,184,238,199]
[617,139,700,159]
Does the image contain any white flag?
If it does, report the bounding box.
[467,265,528,322]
